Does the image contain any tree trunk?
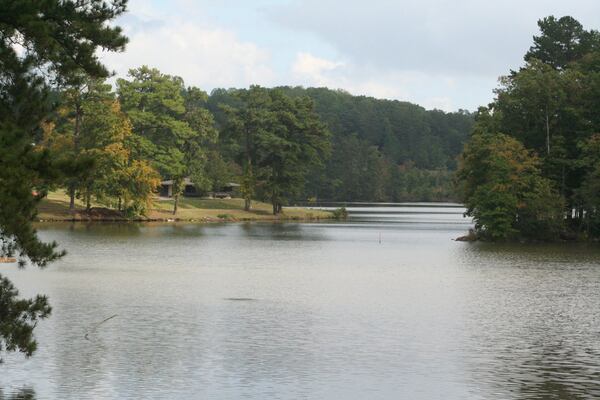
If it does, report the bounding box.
[118,196,122,211]
[561,165,565,196]
[69,97,82,213]
[173,193,179,215]
[272,198,282,215]
[243,127,252,212]
[85,193,91,212]
[545,106,550,155]
[68,186,75,211]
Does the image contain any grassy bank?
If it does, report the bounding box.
[37,192,333,222]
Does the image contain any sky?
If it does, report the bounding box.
[99,0,600,112]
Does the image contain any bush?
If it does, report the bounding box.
[332,207,348,220]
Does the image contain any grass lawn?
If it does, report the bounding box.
[37,191,333,222]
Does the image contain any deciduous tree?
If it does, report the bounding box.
[457,133,564,240]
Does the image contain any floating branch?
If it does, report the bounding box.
[84,314,118,341]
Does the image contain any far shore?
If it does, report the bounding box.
[37,192,334,223]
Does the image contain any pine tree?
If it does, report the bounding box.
[118,67,216,214]
[0,0,127,358]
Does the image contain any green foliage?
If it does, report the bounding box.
[255,90,331,214]
[0,0,128,263]
[0,275,51,361]
[576,134,600,236]
[117,66,191,174]
[269,87,473,170]
[0,124,65,266]
[0,0,128,83]
[457,133,564,241]
[391,163,455,202]
[220,86,270,210]
[221,86,331,214]
[493,59,567,155]
[332,207,348,220]
[204,150,238,192]
[211,86,474,203]
[525,16,600,70]
[315,134,389,201]
[118,67,216,214]
[41,79,160,215]
[460,15,600,240]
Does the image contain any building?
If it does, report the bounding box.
[212,182,240,199]
[159,178,240,198]
[159,178,198,197]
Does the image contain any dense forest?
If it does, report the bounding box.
[457,16,600,241]
[209,87,473,203]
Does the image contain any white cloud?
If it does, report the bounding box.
[290,52,411,100]
[100,16,276,90]
[289,52,467,110]
[292,52,344,85]
[422,97,454,111]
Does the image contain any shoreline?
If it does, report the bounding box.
[37,192,335,224]
[35,213,335,224]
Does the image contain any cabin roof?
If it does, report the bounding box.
[160,179,240,187]
[160,177,194,186]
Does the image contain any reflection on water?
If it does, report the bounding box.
[0,388,35,400]
[2,204,600,399]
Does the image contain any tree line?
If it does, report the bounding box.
[457,16,600,241]
[36,70,474,217]
[35,73,331,216]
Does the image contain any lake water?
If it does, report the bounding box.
[2,205,600,399]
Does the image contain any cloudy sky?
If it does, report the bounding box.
[100,0,600,112]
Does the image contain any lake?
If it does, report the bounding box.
[1,205,600,399]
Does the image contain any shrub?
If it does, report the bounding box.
[332,207,348,220]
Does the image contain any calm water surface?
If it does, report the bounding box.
[2,205,600,399]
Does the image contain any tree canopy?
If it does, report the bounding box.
[221,86,330,213]
[525,16,600,70]
[118,66,216,214]
[457,132,563,240]
[211,86,474,203]
[458,15,600,240]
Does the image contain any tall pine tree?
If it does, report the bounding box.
[0,0,127,358]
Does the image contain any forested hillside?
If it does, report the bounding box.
[209,87,474,202]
